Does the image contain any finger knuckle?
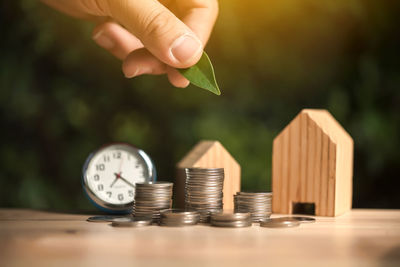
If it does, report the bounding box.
[79,0,109,15]
[141,8,176,39]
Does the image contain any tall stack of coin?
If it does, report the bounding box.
[185,168,224,222]
[234,192,272,222]
[159,209,200,226]
[133,182,173,222]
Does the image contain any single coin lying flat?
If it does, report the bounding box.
[87,215,125,223]
[277,216,316,223]
[260,218,300,228]
[110,217,152,227]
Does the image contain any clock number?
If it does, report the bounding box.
[118,194,124,201]
[103,155,110,162]
[96,164,105,171]
[128,190,134,197]
[94,174,100,181]
[98,184,104,191]
[106,191,112,198]
[113,152,121,159]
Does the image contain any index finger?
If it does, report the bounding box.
[176,0,219,45]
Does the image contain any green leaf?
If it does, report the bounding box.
[178,52,221,95]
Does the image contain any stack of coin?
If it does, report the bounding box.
[210,211,252,227]
[234,192,272,222]
[133,182,173,222]
[159,209,200,226]
[185,168,224,222]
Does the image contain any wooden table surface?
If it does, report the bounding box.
[0,209,399,267]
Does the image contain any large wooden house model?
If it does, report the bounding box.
[272,109,353,216]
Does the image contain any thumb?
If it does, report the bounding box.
[103,0,203,68]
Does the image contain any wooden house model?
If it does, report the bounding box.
[175,140,241,210]
[272,109,353,216]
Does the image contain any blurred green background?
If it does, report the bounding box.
[0,0,399,210]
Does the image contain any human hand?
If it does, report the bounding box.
[41,0,219,87]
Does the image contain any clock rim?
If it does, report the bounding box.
[82,142,156,213]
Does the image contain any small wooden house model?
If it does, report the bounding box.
[176,140,241,210]
[272,109,353,216]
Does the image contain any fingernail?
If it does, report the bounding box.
[170,34,203,64]
[124,67,151,78]
[92,30,114,49]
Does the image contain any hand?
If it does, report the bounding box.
[112,172,135,188]
[41,0,219,88]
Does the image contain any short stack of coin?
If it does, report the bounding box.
[133,182,173,223]
[185,168,224,223]
[159,209,200,226]
[210,212,252,227]
[234,192,272,222]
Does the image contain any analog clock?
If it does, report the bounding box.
[82,143,156,213]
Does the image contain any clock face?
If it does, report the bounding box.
[83,144,155,211]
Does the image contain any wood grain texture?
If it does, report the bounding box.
[176,140,241,210]
[1,209,399,267]
[272,109,354,216]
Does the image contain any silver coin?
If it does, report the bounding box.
[211,220,252,228]
[275,216,316,223]
[186,177,224,181]
[234,192,272,196]
[160,209,199,217]
[134,200,172,204]
[87,215,125,222]
[186,167,224,172]
[235,202,271,206]
[161,217,200,224]
[110,217,152,227]
[186,185,223,188]
[136,191,172,194]
[210,212,251,222]
[186,197,219,201]
[185,189,223,193]
[159,221,198,227]
[186,195,223,199]
[234,196,272,200]
[234,198,272,203]
[259,219,300,228]
[136,181,173,186]
[186,182,223,186]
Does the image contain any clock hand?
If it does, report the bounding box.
[118,155,124,173]
[110,172,121,188]
[118,175,135,188]
[109,178,118,188]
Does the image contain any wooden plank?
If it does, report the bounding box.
[289,116,301,212]
[319,133,329,216]
[306,116,316,204]
[272,137,282,213]
[327,141,336,216]
[299,113,308,202]
[281,129,290,213]
[313,124,322,215]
